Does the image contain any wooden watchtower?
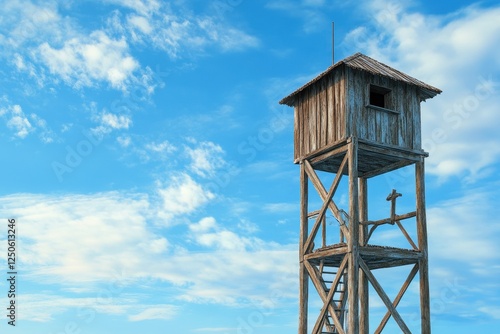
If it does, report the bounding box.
[279,53,441,334]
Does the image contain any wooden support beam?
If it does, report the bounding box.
[322,216,326,248]
[308,143,349,166]
[396,220,419,250]
[347,139,359,334]
[359,177,369,334]
[359,258,411,334]
[360,159,414,179]
[303,154,348,253]
[294,138,349,164]
[375,264,419,333]
[299,162,308,334]
[363,211,417,246]
[416,159,431,334]
[358,139,428,160]
[361,211,416,226]
[304,159,350,240]
[304,244,347,263]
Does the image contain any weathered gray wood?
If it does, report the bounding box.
[396,220,419,250]
[347,139,359,334]
[416,159,431,334]
[360,159,414,179]
[361,211,416,226]
[303,154,348,253]
[297,138,348,164]
[294,104,300,161]
[359,178,369,334]
[327,74,335,144]
[285,54,439,334]
[320,77,328,149]
[375,264,419,333]
[304,160,350,240]
[338,70,345,140]
[359,258,412,334]
[304,244,348,262]
[304,260,346,334]
[288,55,439,164]
[299,162,308,334]
[358,139,427,159]
[310,85,318,152]
[311,256,349,334]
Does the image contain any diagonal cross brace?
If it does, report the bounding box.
[303,155,348,253]
[359,257,412,334]
[303,159,350,244]
[375,264,419,333]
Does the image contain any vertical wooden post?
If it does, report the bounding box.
[347,139,359,334]
[299,162,309,334]
[358,177,369,334]
[416,159,431,334]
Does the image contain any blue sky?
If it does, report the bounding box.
[0,0,499,333]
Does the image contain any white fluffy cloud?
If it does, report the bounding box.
[0,192,164,282]
[38,31,139,89]
[90,107,133,138]
[0,190,297,317]
[157,173,215,222]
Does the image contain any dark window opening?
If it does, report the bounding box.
[369,85,391,108]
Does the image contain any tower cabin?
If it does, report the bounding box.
[280,52,441,176]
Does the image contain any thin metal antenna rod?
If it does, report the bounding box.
[332,21,335,65]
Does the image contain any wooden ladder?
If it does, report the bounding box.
[319,261,347,334]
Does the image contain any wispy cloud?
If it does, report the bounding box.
[2,104,33,138]
[1,0,258,93]
[186,140,227,178]
[104,0,161,16]
[128,305,179,321]
[263,202,297,213]
[107,1,259,58]
[266,0,332,33]
[428,187,500,265]
[0,99,57,142]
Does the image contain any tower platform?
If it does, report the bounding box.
[305,243,422,270]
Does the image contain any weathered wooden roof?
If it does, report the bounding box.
[279,52,442,106]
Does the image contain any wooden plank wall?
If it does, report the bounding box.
[347,68,421,151]
[294,67,422,161]
[294,69,346,160]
